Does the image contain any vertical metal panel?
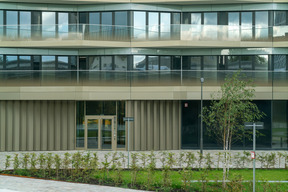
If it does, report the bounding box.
[41,101,48,151]
[20,101,27,151]
[134,101,141,151]
[172,101,179,150]
[147,101,153,150]
[34,101,41,151]
[47,101,54,151]
[140,101,146,150]
[153,101,160,150]
[27,101,34,151]
[178,101,182,149]
[159,101,166,150]
[55,101,61,150]
[6,101,13,151]
[13,101,20,151]
[68,101,75,150]
[0,101,6,151]
[61,101,68,150]
[127,101,134,151]
[166,101,172,150]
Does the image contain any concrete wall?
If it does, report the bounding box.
[0,100,75,152]
[126,100,181,151]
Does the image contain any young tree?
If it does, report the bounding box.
[202,71,265,188]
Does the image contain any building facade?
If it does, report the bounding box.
[0,0,287,152]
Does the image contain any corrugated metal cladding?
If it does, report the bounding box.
[0,101,75,152]
[126,100,181,151]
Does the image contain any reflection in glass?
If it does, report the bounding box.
[0,55,3,69]
[273,55,286,71]
[183,56,201,70]
[203,56,217,70]
[89,12,100,40]
[76,101,85,148]
[191,13,202,39]
[148,12,159,39]
[102,12,112,38]
[274,11,286,26]
[241,12,253,40]
[102,119,112,149]
[204,13,217,40]
[6,56,18,70]
[240,56,253,70]
[89,56,100,70]
[172,56,181,70]
[58,13,68,39]
[0,11,3,37]
[160,13,171,39]
[87,119,99,149]
[101,56,113,70]
[19,56,32,70]
[42,12,56,38]
[117,101,125,148]
[172,13,181,40]
[148,56,159,70]
[133,12,146,39]
[228,12,240,39]
[133,55,146,70]
[255,55,268,70]
[255,11,268,40]
[57,56,69,70]
[204,13,217,25]
[42,56,56,70]
[6,11,18,39]
[115,12,128,39]
[227,56,240,70]
[19,12,31,39]
[160,56,171,70]
[115,55,127,71]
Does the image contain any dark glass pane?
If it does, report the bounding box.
[240,55,253,70]
[88,56,100,70]
[218,12,228,25]
[227,56,240,70]
[273,55,286,71]
[31,12,41,39]
[20,12,31,39]
[190,56,201,70]
[255,55,268,70]
[148,56,159,70]
[133,55,146,70]
[103,101,116,115]
[89,12,100,39]
[57,56,69,70]
[42,56,55,70]
[76,101,85,148]
[0,55,4,69]
[0,11,3,36]
[115,11,127,25]
[101,56,113,70]
[70,56,77,70]
[160,56,171,70]
[101,12,112,38]
[172,13,180,24]
[79,56,87,70]
[19,56,32,70]
[274,11,287,26]
[6,56,18,70]
[86,101,102,115]
[172,56,181,70]
[117,101,125,148]
[181,100,199,149]
[32,56,40,70]
[203,56,217,70]
[183,13,190,24]
[89,12,100,25]
[272,101,288,149]
[79,12,87,24]
[115,55,127,71]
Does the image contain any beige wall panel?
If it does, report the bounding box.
[134,101,141,151]
[27,101,34,151]
[68,101,75,150]
[47,101,54,150]
[6,101,13,151]
[13,101,20,151]
[34,101,41,151]
[55,101,61,150]
[147,101,153,150]
[172,101,180,150]
[0,101,6,151]
[159,101,166,150]
[166,101,172,150]
[140,101,146,151]
[127,101,135,151]
[61,101,68,150]
[153,101,160,150]
[20,101,27,151]
[41,101,48,151]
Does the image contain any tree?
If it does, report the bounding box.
[202,71,265,188]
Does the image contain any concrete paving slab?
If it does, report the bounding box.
[0,175,144,192]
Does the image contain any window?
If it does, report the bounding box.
[20,12,31,39]
[42,12,56,38]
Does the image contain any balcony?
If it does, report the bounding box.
[0,24,287,48]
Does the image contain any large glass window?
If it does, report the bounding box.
[6,11,18,39]
[117,101,125,148]
[241,12,253,40]
[240,56,253,70]
[115,55,127,71]
[228,12,240,39]
[19,12,31,39]
[6,56,18,70]
[57,56,69,70]
[204,12,217,25]
[191,13,201,25]
[115,11,128,39]
[203,56,217,70]
[88,56,100,70]
[58,13,69,39]
[0,11,3,37]
[255,55,269,70]
[227,56,240,70]
[255,11,269,40]
[42,12,56,38]
[42,56,56,70]
[183,56,201,70]
[133,12,146,40]
[274,11,287,26]
[101,56,113,70]
[273,55,286,71]
[0,55,3,69]
[160,56,171,70]
[148,12,159,39]
[204,13,217,40]
[19,56,32,70]
[89,12,100,40]
[76,101,85,148]
[133,55,146,70]
[101,12,112,38]
[160,13,171,39]
[148,56,159,70]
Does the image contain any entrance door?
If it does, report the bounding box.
[85,116,116,150]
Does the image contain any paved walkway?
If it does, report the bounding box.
[0,175,145,192]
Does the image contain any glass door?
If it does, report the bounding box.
[85,116,116,150]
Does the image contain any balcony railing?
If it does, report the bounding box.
[0,70,286,87]
[0,24,287,42]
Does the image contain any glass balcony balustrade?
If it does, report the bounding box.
[0,70,286,88]
[0,24,287,42]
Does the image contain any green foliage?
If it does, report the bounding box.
[5,155,11,170]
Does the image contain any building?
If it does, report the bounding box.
[0,0,287,152]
